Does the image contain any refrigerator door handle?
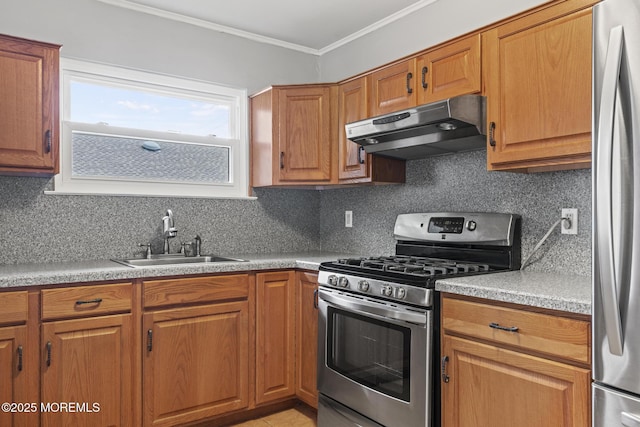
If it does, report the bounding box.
[595,25,625,356]
[622,412,640,427]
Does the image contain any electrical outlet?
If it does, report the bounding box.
[561,208,578,235]
[345,210,353,228]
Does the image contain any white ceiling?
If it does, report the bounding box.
[97,0,439,55]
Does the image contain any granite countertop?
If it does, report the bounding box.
[0,252,356,289]
[1,255,592,316]
[436,270,591,315]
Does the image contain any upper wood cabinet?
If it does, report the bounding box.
[416,34,481,105]
[369,59,418,116]
[251,85,337,187]
[484,1,594,172]
[0,34,60,175]
[369,34,482,118]
[338,77,406,184]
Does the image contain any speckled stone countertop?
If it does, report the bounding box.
[0,252,356,288]
[436,270,591,315]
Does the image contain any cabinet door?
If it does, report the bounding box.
[441,335,590,427]
[295,272,318,408]
[416,34,481,104]
[338,77,369,180]
[143,301,249,427]
[41,314,133,427]
[369,58,417,116]
[0,35,59,173]
[255,271,296,405]
[277,86,333,182]
[484,6,592,171]
[0,326,30,427]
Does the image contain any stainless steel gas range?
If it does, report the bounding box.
[317,212,522,427]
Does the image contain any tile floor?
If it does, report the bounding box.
[230,405,317,427]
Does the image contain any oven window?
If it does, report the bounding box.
[327,307,411,401]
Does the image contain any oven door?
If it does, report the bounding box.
[317,287,432,427]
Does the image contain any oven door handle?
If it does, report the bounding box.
[319,288,428,325]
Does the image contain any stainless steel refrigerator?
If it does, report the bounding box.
[592,0,640,425]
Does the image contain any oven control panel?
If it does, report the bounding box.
[319,271,432,307]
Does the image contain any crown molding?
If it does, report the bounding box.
[96,0,439,56]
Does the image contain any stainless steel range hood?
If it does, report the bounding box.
[345,94,486,160]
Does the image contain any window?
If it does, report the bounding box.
[54,59,249,198]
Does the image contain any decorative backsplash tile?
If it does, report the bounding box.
[0,150,591,277]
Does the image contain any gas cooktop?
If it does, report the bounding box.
[318,212,521,304]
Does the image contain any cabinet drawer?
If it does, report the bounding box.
[442,297,590,365]
[0,291,28,325]
[41,283,132,320]
[143,274,250,309]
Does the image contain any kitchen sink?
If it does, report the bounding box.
[112,255,248,268]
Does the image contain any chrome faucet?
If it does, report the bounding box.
[162,209,177,254]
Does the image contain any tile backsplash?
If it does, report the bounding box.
[0,150,591,276]
[320,150,591,277]
[0,177,321,264]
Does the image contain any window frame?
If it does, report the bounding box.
[53,58,250,199]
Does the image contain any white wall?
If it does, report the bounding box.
[2,0,563,91]
[318,0,550,82]
[0,0,319,94]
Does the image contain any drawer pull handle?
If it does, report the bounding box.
[75,298,103,305]
[46,341,52,367]
[147,329,153,352]
[441,355,450,383]
[406,72,413,94]
[17,345,23,372]
[489,322,519,333]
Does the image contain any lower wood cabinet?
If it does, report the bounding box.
[441,295,591,427]
[0,290,32,427]
[40,283,135,427]
[0,270,320,427]
[255,271,296,405]
[142,274,251,427]
[295,271,318,408]
[41,314,133,427]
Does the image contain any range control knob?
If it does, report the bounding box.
[338,277,350,288]
[381,285,393,297]
[327,275,338,286]
[396,288,407,299]
[358,280,370,292]
[466,220,477,231]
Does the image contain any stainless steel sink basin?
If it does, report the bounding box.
[112,255,248,268]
